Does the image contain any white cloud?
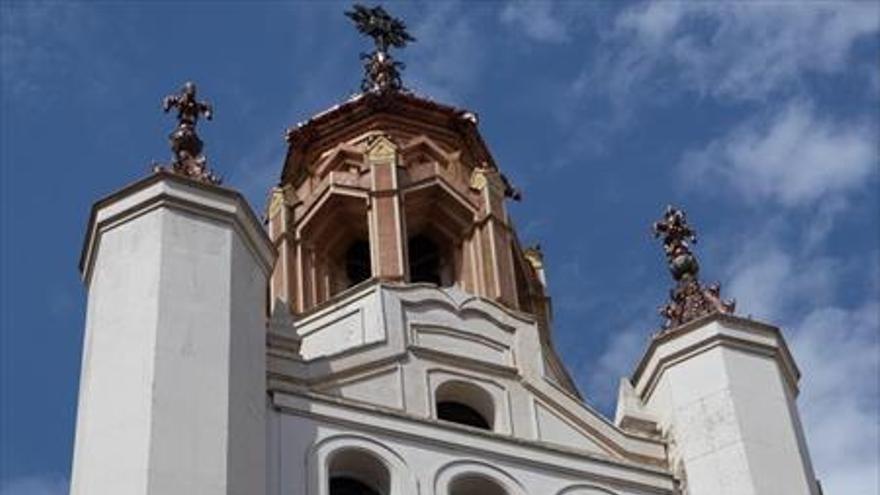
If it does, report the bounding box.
[556,2,879,491]
[722,221,842,323]
[791,302,880,495]
[228,134,287,211]
[590,2,879,102]
[680,100,877,207]
[407,2,487,103]
[0,2,112,105]
[0,475,68,495]
[720,222,879,495]
[614,1,684,45]
[499,1,571,43]
[803,197,849,253]
[586,325,646,408]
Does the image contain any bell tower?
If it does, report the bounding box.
[266,35,544,325]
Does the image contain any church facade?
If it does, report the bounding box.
[69,6,821,495]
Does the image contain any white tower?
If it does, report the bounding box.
[615,206,821,495]
[70,171,274,495]
[623,315,820,495]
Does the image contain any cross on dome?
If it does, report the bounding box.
[345,4,415,93]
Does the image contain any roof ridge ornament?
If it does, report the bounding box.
[345,4,415,93]
[652,205,735,331]
[154,81,221,185]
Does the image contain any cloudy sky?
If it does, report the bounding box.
[1,1,877,494]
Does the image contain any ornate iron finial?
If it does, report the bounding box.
[345,4,415,93]
[653,205,699,281]
[157,81,221,185]
[652,206,735,331]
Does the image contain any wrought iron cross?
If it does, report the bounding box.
[158,81,221,185]
[163,81,213,130]
[345,4,415,54]
[345,4,415,93]
[652,205,698,281]
[651,206,734,331]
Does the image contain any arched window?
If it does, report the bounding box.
[435,380,494,431]
[408,234,441,285]
[330,477,381,495]
[328,449,389,495]
[449,474,508,495]
[344,239,372,287]
[437,402,490,430]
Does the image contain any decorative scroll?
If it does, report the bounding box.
[652,206,735,330]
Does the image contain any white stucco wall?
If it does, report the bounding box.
[267,283,674,495]
[270,284,667,463]
[268,397,675,495]
[71,174,274,495]
[71,208,164,495]
[633,318,820,495]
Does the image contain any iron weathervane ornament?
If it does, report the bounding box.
[652,206,735,331]
[345,4,415,93]
[157,81,221,185]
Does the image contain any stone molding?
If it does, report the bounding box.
[283,92,497,186]
[80,170,274,285]
[305,433,418,495]
[267,282,670,469]
[434,459,529,495]
[273,391,676,494]
[631,313,802,403]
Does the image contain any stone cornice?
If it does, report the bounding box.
[282,92,496,186]
[80,171,275,285]
[271,390,675,493]
[631,313,802,402]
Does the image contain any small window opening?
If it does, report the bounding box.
[328,449,389,495]
[449,475,508,495]
[345,240,372,287]
[437,402,490,430]
[329,477,381,495]
[408,234,441,285]
[435,380,495,431]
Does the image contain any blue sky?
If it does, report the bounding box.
[1,1,877,493]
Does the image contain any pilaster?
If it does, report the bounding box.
[471,167,518,306]
[268,184,299,312]
[367,135,407,281]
